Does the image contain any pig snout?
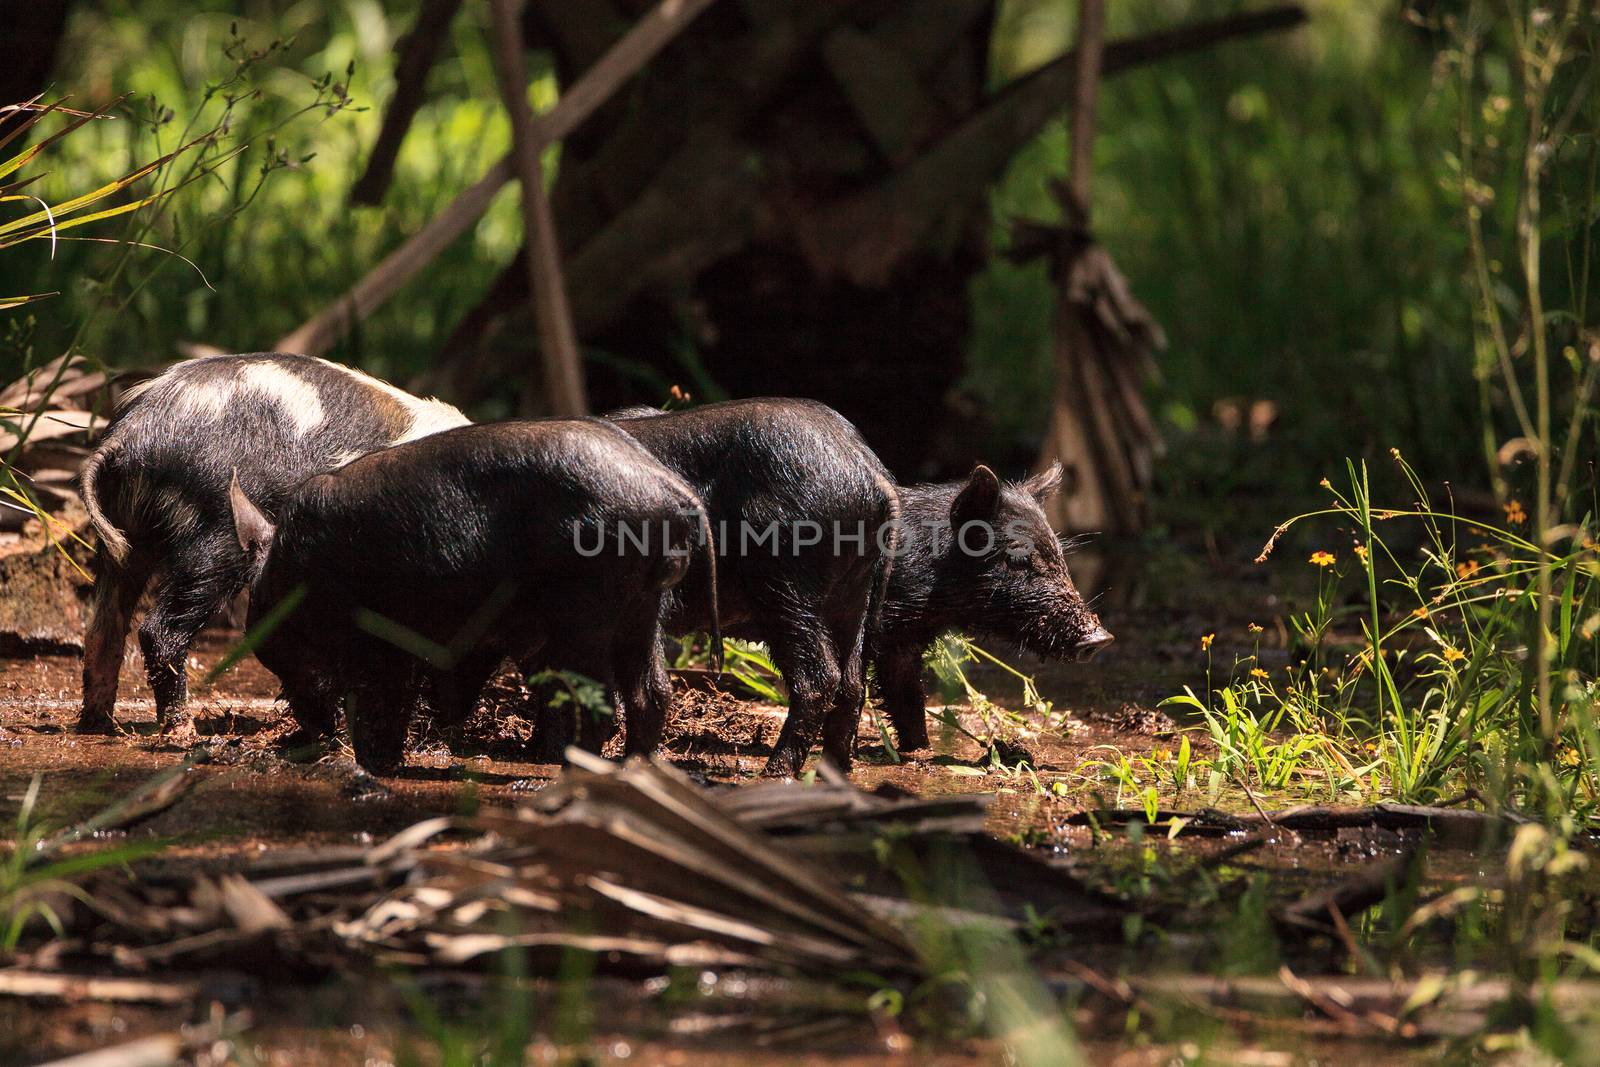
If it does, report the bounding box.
[1072,624,1115,661]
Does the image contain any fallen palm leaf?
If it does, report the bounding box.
[30,755,1117,990]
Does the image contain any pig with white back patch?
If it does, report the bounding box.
[76,352,468,738]
[868,464,1113,752]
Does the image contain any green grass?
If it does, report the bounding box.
[1,773,172,949]
[0,3,530,392]
[1176,452,1597,811]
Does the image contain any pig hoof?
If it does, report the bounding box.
[761,753,806,779]
[276,727,334,761]
[341,768,393,801]
[161,717,200,746]
[893,729,930,753]
[75,712,119,736]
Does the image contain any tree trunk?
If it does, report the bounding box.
[1034,0,1165,536]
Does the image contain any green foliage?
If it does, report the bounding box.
[1,774,167,949]
[929,634,1062,771]
[975,1,1596,505]
[0,2,536,392]
[718,639,788,705]
[525,669,610,723]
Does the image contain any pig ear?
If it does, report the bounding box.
[1022,462,1064,503]
[951,464,1002,526]
[228,471,275,560]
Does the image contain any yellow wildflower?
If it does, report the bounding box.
[1152,748,1173,763]
[1248,623,1263,634]
[669,384,691,403]
[1200,633,1215,651]
[1456,560,1480,580]
[1442,647,1466,663]
[1353,544,1369,561]
[1249,668,1270,680]
[1559,748,1581,768]
[1309,551,1336,567]
[1412,606,1430,620]
[1504,500,1526,525]
[1319,477,1332,489]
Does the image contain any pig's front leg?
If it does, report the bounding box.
[278,683,340,756]
[426,649,505,741]
[346,676,420,775]
[876,642,931,753]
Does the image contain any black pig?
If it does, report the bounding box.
[608,400,899,777]
[869,464,1113,752]
[77,353,468,738]
[233,419,717,773]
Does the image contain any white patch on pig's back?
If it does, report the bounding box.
[166,376,233,423]
[315,357,469,443]
[237,361,326,435]
[129,358,328,435]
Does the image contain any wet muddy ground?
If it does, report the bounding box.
[1,630,1200,1064]
[0,549,1563,1065]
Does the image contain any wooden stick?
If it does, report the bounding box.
[29,1035,186,1067]
[351,0,464,206]
[804,5,1307,285]
[1038,0,1112,532]
[1068,0,1106,203]
[276,0,721,358]
[0,970,199,1003]
[488,0,587,416]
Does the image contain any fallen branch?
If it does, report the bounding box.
[0,970,198,1004]
[1068,802,1536,848]
[1072,970,1599,1041]
[276,0,723,357]
[349,0,464,205]
[801,5,1309,285]
[1274,849,1417,936]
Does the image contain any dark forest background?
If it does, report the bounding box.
[1,1,1594,536]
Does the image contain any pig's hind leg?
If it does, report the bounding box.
[764,622,843,779]
[78,551,153,734]
[138,536,249,739]
[820,617,869,772]
[613,610,673,757]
